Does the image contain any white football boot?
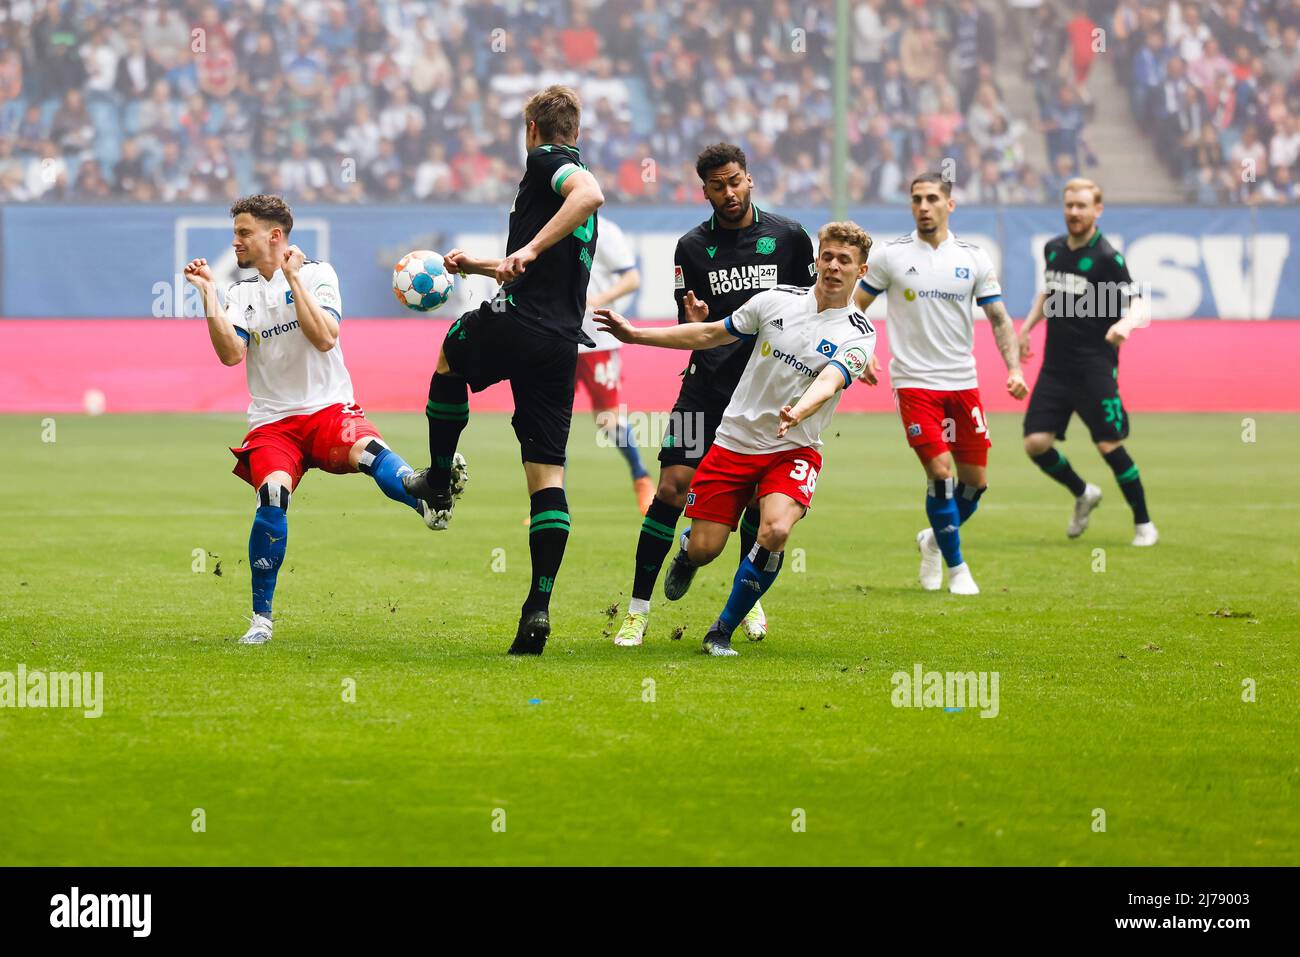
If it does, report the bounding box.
[1132,522,1159,547]
[740,600,768,641]
[613,611,649,647]
[1067,483,1103,538]
[917,528,944,591]
[947,562,980,595]
[238,614,274,645]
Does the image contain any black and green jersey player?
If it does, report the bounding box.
[403,86,604,655]
[1019,178,1157,546]
[613,143,815,648]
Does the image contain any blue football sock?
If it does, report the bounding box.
[607,419,648,480]
[925,478,964,568]
[718,543,784,634]
[357,441,422,512]
[955,482,986,525]
[249,482,290,616]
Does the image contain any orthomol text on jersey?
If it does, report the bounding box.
[709,264,779,296]
[760,340,820,378]
[254,318,301,341]
[902,287,967,303]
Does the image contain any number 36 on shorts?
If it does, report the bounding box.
[789,458,818,491]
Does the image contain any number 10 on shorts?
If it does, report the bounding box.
[942,408,988,442]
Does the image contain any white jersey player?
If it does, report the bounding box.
[183,194,452,646]
[574,217,650,512]
[596,222,876,656]
[853,172,1027,596]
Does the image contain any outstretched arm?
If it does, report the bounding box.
[594,305,737,351]
[983,299,1028,399]
[778,365,846,437]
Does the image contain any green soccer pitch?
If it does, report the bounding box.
[1,412,1296,866]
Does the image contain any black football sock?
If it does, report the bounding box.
[738,503,760,560]
[1103,446,1150,524]
[524,487,570,614]
[1031,449,1088,497]
[631,497,682,606]
[954,482,986,525]
[426,372,469,492]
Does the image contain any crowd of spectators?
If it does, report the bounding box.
[0,0,1047,205]
[1098,0,1300,203]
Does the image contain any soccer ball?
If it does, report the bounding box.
[393,250,455,312]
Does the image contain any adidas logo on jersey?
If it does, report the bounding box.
[906,266,919,275]
[769,317,783,329]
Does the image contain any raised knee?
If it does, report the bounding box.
[656,476,689,508]
[691,540,725,566]
[757,522,791,552]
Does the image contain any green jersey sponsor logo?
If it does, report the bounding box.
[571,214,595,242]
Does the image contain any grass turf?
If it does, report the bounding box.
[0,412,1296,866]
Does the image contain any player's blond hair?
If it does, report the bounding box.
[524,85,582,143]
[818,221,873,264]
[1063,177,1103,204]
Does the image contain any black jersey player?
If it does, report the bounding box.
[612,143,815,647]
[1019,177,1157,546]
[404,86,605,655]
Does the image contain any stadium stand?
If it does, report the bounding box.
[1,0,1292,206]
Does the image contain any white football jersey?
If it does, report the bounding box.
[580,218,637,353]
[859,230,1002,390]
[714,286,876,454]
[226,260,355,428]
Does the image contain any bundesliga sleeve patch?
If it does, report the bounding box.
[673,265,684,289]
[841,346,869,377]
[314,283,341,312]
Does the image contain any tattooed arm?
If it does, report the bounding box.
[983,299,1028,400]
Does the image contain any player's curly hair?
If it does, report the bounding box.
[230,194,293,234]
[695,143,747,181]
[524,85,582,143]
[818,221,873,263]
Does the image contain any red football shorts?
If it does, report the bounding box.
[575,349,621,410]
[685,443,823,530]
[893,386,991,467]
[230,402,383,489]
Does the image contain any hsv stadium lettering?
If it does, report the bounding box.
[709,264,778,296]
